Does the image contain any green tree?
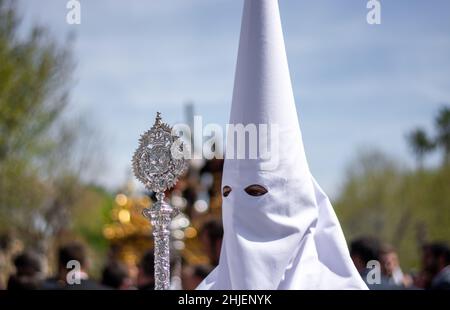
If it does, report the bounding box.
[335,150,450,270]
[406,128,435,168]
[0,0,103,255]
[435,106,450,165]
[0,1,71,162]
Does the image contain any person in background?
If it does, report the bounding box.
[137,250,155,290]
[350,236,381,274]
[42,242,105,290]
[422,242,450,290]
[7,251,42,290]
[379,244,413,288]
[182,264,213,290]
[101,260,133,289]
[412,270,432,289]
[199,219,223,267]
[0,233,13,290]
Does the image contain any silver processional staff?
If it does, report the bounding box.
[132,112,188,290]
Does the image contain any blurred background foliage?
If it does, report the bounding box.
[0,0,109,271]
[335,106,450,270]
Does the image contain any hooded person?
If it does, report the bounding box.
[197,0,368,290]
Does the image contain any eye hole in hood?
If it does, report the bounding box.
[244,184,268,197]
[223,185,232,197]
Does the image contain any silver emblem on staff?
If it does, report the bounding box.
[132,112,188,290]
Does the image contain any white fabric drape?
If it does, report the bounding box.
[197,0,367,290]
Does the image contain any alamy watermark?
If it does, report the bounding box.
[65,2,381,27]
[171,116,280,171]
[66,0,81,25]
[66,259,81,285]
[366,260,381,285]
[66,2,380,26]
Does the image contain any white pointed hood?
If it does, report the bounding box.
[198,0,367,290]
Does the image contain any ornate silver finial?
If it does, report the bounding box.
[132,112,188,290]
[155,111,162,124]
[132,112,187,193]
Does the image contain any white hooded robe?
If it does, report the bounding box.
[197,0,368,290]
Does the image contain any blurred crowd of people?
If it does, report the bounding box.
[1,220,449,290]
[350,237,450,290]
[0,219,223,290]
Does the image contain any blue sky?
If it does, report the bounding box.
[18,0,450,197]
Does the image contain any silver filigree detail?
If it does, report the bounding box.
[132,112,187,290]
